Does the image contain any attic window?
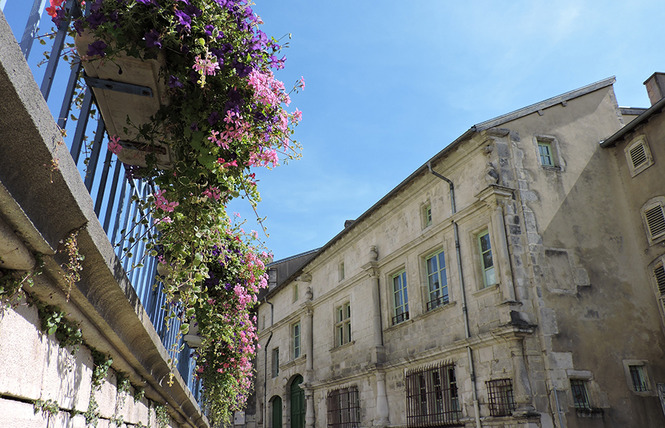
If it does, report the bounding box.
[625,136,653,177]
[642,198,665,244]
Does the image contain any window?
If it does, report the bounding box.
[406,362,461,427]
[625,136,653,177]
[272,348,279,378]
[335,303,351,346]
[642,198,665,243]
[293,283,299,302]
[292,322,301,359]
[426,251,448,310]
[538,140,554,166]
[327,386,360,428]
[535,135,560,168]
[629,365,650,392]
[570,379,591,410]
[478,230,496,287]
[392,271,409,325]
[486,379,515,416]
[338,262,345,281]
[655,262,665,297]
[422,203,432,228]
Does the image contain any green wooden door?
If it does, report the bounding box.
[271,396,282,428]
[290,375,305,428]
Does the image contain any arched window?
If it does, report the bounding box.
[290,375,305,428]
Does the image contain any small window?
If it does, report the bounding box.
[625,136,653,177]
[535,135,561,168]
[486,379,515,416]
[392,271,409,325]
[422,203,432,228]
[538,140,554,166]
[426,250,448,310]
[570,379,591,410]
[335,303,351,346]
[272,348,279,378]
[293,283,299,302]
[327,386,360,428]
[629,365,649,392]
[292,322,301,359]
[642,198,665,244]
[338,262,345,282]
[478,230,496,287]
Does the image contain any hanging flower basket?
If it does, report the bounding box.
[73,31,173,168]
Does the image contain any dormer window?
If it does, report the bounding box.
[625,136,653,177]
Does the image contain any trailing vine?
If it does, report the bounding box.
[154,403,169,428]
[0,254,43,301]
[35,302,83,354]
[59,227,85,301]
[33,398,60,418]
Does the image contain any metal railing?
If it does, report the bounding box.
[1,0,199,399]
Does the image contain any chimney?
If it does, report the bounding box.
[644,72,665,105]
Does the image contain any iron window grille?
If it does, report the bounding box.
[486,379,515,416]
[406,362,461,427]
[327,386,360,428]
[426,251,449,311]
[570,379,591,410]
[629,365,649,392]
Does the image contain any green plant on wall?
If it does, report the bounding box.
[36,302,83,353]
[154,403,169,428]
[33,398,60,418]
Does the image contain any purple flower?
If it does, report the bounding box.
[136,0,156,4]
[184,4,202,18]
[208,111,220,126]
[86,11,107,29]
[168,75,184,89]
[204,25,215,37]
[174,10,191,30]
[144,29,162,49]
[87,40,107,57]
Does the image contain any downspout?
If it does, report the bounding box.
[263,299,274,428]
[427,162,481,428]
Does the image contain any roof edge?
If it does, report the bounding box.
[601,96,665,147]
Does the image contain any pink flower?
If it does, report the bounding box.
[154,189,179,212]
[292,108,302,123]
[108,135,123,155]
[298,76,305,89]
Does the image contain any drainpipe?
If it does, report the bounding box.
[263,299,274,428]
[427,162,481,428]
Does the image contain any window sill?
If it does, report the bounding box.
[330,340,355,353]
[540,165,562,172]
[473,283,500,297]
[281,354,306,370]
[575,407,604,418]
[424,300,457,316]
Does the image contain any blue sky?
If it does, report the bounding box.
[3,0,663,261]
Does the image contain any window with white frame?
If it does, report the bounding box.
[478,230,496,287]
[392,270,409,325]
[335,303,351,346]
[426,250,448,310]
[642,197,665,244]
[292,322,301,359]
[625,136,653,177]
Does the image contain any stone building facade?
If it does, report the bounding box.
[248,75,665,428]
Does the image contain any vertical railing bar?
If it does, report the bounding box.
[19,0,47,59]
[109,169,128,243]
[121,190,140,272]
[56,61,82,129]
[94,150,113,216]
[40,0,78,100]
[103,162,123,232]
[84,116,105,190]
[70,89,93,163]
[112,180,131,251]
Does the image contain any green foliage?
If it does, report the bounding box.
[36,302,83,353]
[133,385,145,403]
[85,395,99,427]
[33,398,60,417]
[154,403,169,428]
[91,350,113,390]
[0,254,43,299]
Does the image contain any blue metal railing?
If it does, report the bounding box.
[1,0,199,400]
